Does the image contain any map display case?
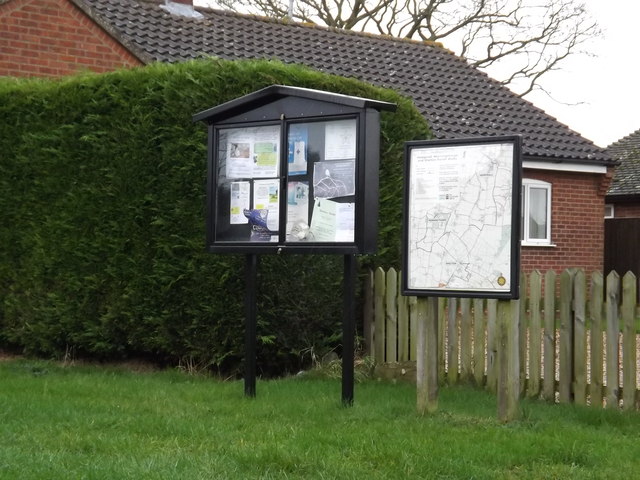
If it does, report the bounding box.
[193,85,396,254]
[402,136,522,299]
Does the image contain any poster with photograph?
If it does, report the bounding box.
[324,119,357,160]
[229,181,250,224]
[313,160,356,198]
[225,125,280,179]
[243,208,278,242]
[226,131,253,179]
[288,124,308,176]
[253,179,280,232]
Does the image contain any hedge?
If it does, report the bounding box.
[0,59,430,375]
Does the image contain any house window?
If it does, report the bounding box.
[604,204,614,219]
[522,179,552,245]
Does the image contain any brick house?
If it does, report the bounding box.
[603,129,640,278]
[605,129,640,218]
[0,0,616,274]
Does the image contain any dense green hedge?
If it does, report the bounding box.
[0,59,430,374]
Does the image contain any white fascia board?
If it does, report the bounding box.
[523,160,607,174]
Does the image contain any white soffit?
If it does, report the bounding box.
[523,160,607,174]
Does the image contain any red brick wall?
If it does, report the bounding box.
[521,169,609,275]
[0,0,143,78]
[612,202,640,218]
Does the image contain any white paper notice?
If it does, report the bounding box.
[324,119,357,160]
[230,181,250,224]
[286,181,310,241]
[309,199,354,242]
[335,202,355,242]
[226,131,253,179]
[253,179,280,231]
[252,126,280,178]
[225,125,280,179]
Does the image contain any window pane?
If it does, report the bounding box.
[528,187,548,240]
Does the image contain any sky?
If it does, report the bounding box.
[521,0,639,148]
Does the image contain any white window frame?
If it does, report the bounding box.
[522,179,552,246]
[604,204,614,219]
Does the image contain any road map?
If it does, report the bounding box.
[406,141,517,294]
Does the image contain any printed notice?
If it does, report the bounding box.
[253,179,280,232]
[309,199,354,242]
[288,124,308,176]
[324,119,357,160]
[313,160,355,198]
[226,131,253,179]
[225,125,280,179]
[229,181,250,224]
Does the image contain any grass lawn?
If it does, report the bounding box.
[1,359,640,479]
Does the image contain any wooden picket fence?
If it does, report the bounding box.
[362,268,640,410]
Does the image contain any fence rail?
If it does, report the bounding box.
[362,268,640,410]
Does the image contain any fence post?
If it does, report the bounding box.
[573,270,587,405]
[589,272,604,407]
[606,271,620,408]
[497,299,520,422]
[558,270,574,403]
[416,297,438,414]
[438,298,447,384]
[542,270,557,402]
[385,268,398,364]
[622,272,637,411]
[398,282,410,362]
[447,298,459,384]
[409,295,418,361]
[473,298,486,386]
[486,299,498,393]
[460,298,473,383]
[373,267,386,364]
[519,272,528,397]
[528,270,542,398]
[363,270,374,356]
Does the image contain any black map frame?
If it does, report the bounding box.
[402,136,522,299]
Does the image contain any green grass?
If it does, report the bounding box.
[1,359,640,479]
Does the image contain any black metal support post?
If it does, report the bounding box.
[244,253,259,397]
[342,254,356,406]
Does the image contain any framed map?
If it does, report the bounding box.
[402,136,522,299]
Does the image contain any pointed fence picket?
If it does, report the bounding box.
[364,268,640,410]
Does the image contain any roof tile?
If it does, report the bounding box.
[606,129,640,196]
[76,0,610,163]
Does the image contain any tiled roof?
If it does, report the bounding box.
[606,129,640,197]
[73,0,611,164]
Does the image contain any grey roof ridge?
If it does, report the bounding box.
[72,1,558,125]
[607,128,640,152]
[53,0,612,163]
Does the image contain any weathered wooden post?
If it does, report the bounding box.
[621,272,637,411]
[605,271,620,408]
[589,272,604,407]
[542,270,557,402]
[497,299,520,422]
[402,136,522,418]
[416,297,439,414]
[558,269,574,403]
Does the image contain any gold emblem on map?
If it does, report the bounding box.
[497,276,506,286]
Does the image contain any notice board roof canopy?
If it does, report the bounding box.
[192,85,397,124]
